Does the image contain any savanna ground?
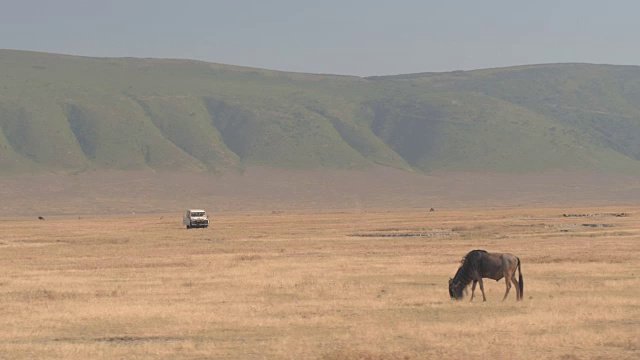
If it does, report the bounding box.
[0,206,638,359]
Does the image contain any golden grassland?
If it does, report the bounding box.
[0,207,638,359]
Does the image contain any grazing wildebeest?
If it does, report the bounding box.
[429,208,435,212]
[449,250,523,302]
[38,216,45,220]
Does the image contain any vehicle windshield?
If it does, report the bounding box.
[191,212,205,217]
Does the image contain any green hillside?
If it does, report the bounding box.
[1,49,640,174]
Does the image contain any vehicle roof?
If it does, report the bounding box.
[187,209,206,212]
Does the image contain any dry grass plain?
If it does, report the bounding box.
[0,207,639,359]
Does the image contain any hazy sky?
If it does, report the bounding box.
[1,0,638,76]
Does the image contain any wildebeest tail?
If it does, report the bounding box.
[517,257,524,300]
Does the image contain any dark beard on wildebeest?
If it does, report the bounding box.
[448,250,524,302]
[448,277,466,299]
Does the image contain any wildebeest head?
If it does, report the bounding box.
[449,278,464,300]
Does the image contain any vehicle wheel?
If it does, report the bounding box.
[186,225,190,229]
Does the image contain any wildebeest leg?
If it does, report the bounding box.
[502,272,512,301]
[478,278,487,301]
[511,275,520,301]
[470,280,478,302]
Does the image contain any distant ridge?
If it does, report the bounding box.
[1,49,640,175]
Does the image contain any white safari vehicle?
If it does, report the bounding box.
[183,209,209,229]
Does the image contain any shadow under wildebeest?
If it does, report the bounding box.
[449,250,523,302]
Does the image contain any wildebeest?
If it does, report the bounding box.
[449,250,523,302]
[38,216,45,220]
